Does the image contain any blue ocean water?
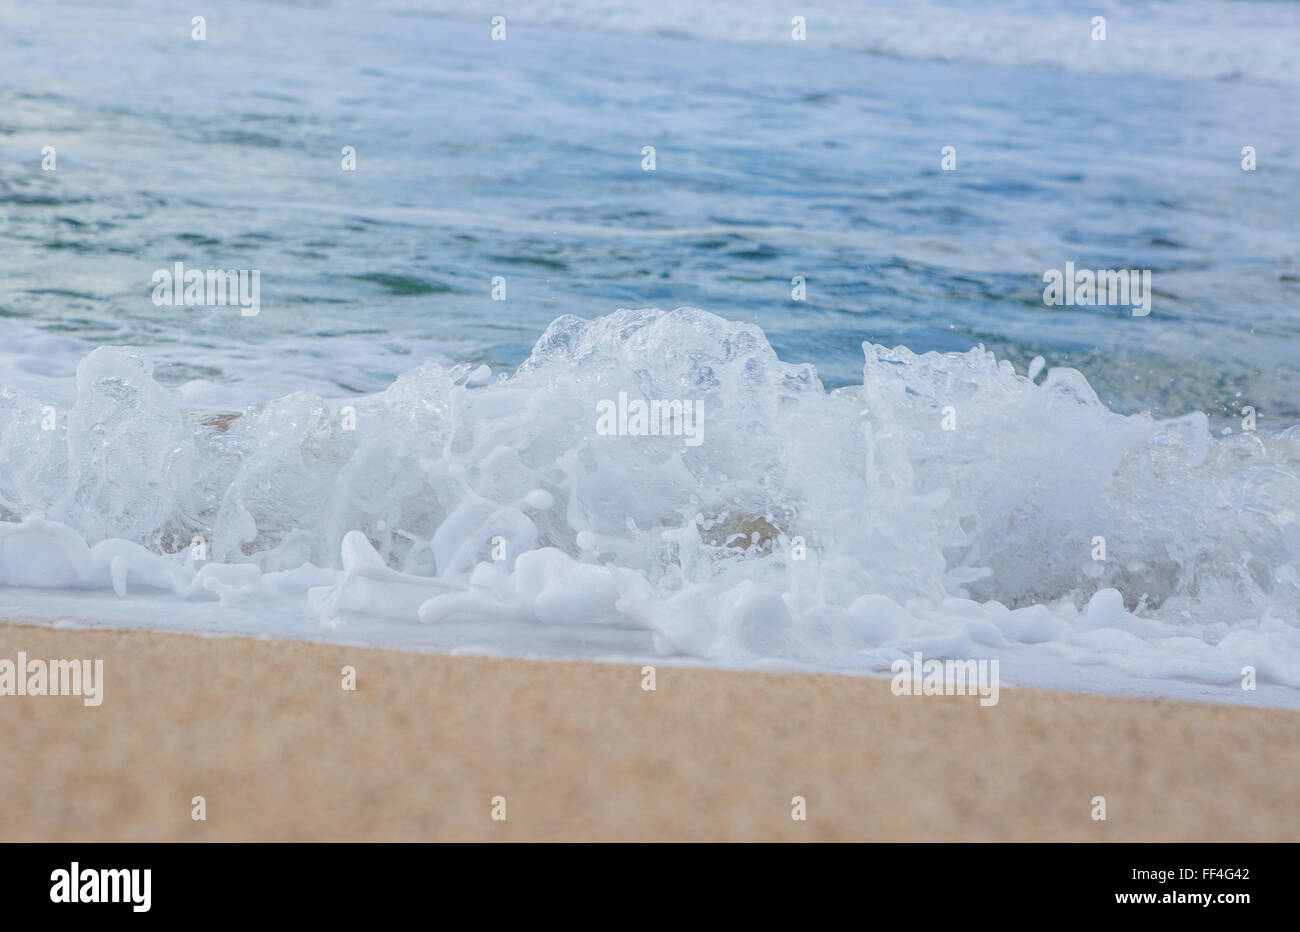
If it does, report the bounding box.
[2,0,1296,421]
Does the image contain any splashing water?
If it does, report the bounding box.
[1,308,1298,702]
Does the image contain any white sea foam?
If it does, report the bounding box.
[1,307,1298,705]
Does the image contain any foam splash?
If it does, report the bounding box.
[2,308,1298,697]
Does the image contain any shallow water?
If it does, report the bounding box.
[3,0,1298,415]
[1,0,1298,706]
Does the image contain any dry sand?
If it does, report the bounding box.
[0,621,1295,841]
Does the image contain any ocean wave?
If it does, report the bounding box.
[2,307,1298,698]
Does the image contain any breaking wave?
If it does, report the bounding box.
[2,307,1298,695]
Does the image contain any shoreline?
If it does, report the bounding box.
[5,589,1293,712]
[1,621,1296,841]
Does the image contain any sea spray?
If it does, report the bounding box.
[1,308,1298,697]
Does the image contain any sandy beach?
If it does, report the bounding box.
[1,621,1294,842]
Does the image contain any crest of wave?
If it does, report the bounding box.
[1,307,1297,644]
